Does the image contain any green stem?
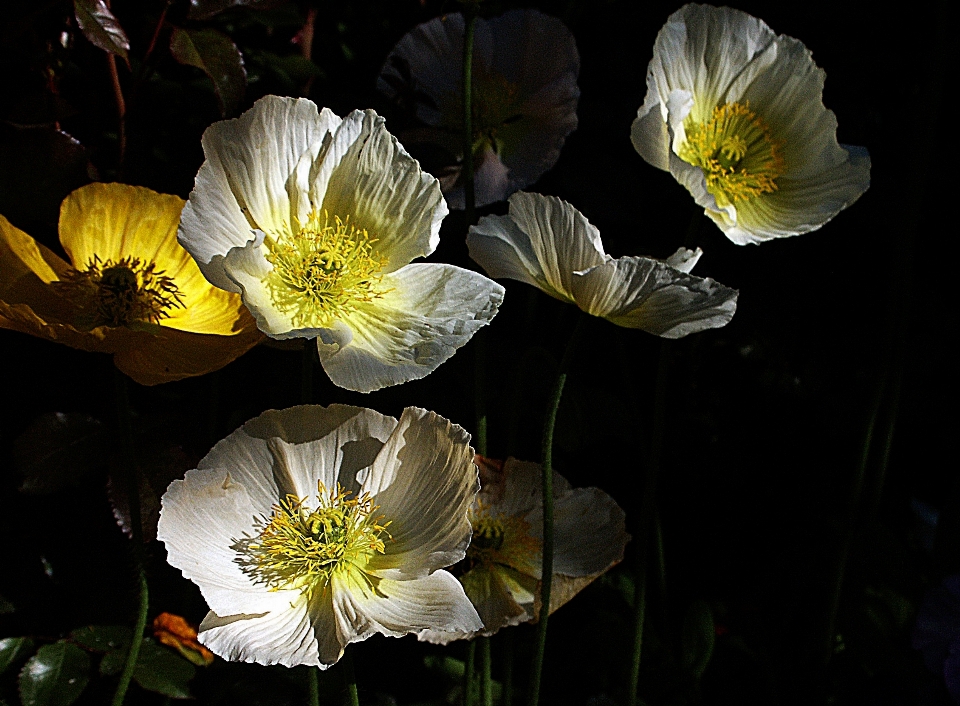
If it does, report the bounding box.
[474,330,488,457]
[462,6,477,226]
[527,315,586,706]
[308,666,319,706]
[627,340,671,706]
[343,648,360,706]
[503,631,514,706]
[823,378,885,666]
[480,636,493,706]
[111,373,149,706]
[465,640,477,706]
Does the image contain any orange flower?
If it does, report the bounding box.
[0,183,262,384]
[152,612,215,667]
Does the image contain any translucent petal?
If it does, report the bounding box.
[316,264,503,393]
[363,408,477,580]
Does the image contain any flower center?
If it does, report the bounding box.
[467,502,539,568]
[235,482,391,593]
[54,255,183,328]
[472,72,523,157]
[263,211,389,329]
[677,102,785,207]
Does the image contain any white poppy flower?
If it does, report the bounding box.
[421,456,628,644]
[631,4,871,245]
[157,405,483,668]
[177,95,504,392]
[467,192,737,338]
[378,9,579,208]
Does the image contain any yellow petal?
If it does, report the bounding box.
[58,182,187,274]
[0,214,84,331]
[112,322,263,385]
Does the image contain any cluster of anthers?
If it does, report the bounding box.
[55,255,184,328]
[235,481,392,594]
[678,101,785,206]
[263,211,390,329]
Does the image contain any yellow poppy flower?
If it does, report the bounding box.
[0,182,263,385]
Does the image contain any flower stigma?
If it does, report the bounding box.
[263,211,389,328]
[55,255,184,328]
[467,501,539,569]
[235,482,391,594]
[678,102,785,207]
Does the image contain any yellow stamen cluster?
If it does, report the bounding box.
[678,101,785,207]
[236,482,391,593]
[263,211,389,328]
[467,501,539,569]
[55,255,183,328]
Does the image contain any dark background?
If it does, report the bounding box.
[0,0,953,704]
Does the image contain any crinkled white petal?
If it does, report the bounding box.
[179,96,341,290]
[715,145,871,245]
[319,110,445,272]
[664,247,702,274]
[198,405,397,502]
[551,487,629,576]
[419,565,532,644]
[198,592,319,667]
[315,263,504,393]
[347,570,482,638]
[631,4,870,243]
[570,256,738,338]
[468,192,606,303]
[158,468,300,616]
[362,407,478,580]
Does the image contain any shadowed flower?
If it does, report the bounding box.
[421,456,628,643]
[0,182,262,385]
[157,405,483,668]
[467,192,737,337]
[913,574,960,702]
[631,4,870,244]
[177,95,504,393]
[378,9,579,208]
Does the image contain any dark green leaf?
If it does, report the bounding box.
[98,650,125,677]
[73,0,129,59]
[18,642,90,706]
[0,593,14,614]
[169,28,246,116]
[13,413,107,494]
[133,638,195,699]
[0,638,34,675]
[69,626,131,653]
[681,599,715,682]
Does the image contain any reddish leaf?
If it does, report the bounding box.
[74,0,130,60]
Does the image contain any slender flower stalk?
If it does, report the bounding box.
[110,372,149,706]
[463,6,477,226]
[528,314,586,706]
[627,341,671,706]
[343,649,360,706]
[480,637,493,706]
[465,640,477,706]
